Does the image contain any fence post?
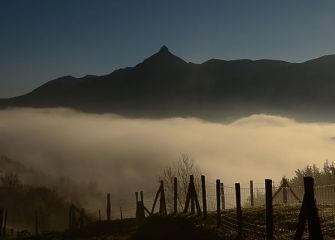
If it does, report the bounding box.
[235,183,243,239]
[216,179,221,227]
[201,175,207,218]
[305,177,323,240]
[140,190,144,217]
[174,177,178,214]
[137,201,145,220]
[135,192,139,219]
[250,180,254,207]
[159,181,167,215]
[283,178,288,204]
[107,193,111,221]
[294,177,323,240]
[190,175,195,214]
[265,179,273,240]
[98,209,101,222]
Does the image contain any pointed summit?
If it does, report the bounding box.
[159,45,169,53]
[137,45,186,68]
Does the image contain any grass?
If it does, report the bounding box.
[12,204,335,240]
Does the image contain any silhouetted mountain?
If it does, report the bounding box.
[2,46,335,121]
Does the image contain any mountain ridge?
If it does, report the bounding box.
[2,46,335,121]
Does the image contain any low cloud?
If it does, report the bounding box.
[0,108,335,214]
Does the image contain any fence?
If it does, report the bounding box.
[2,175,332,239]
[67,175,335,240]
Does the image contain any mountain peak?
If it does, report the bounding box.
[136,45,186,68]
[159,45,169,53]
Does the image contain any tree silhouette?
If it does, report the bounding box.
[159,154,202,212]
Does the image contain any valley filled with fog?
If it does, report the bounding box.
[1,108,334,194]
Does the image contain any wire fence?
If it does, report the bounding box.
[84,178,335,239]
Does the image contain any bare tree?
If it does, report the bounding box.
[159,154,202,211]
[0,172,21,188]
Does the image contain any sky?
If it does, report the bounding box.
[1,1,335,98]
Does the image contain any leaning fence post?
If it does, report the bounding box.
[107,193,111,221]
[265,179,273,240]
[174,177,178,214]
[250,180,254,207]
[120,207,123,220]
[235,183,243,239]
[216,179,221,227]
[294,177,323,240]
[201,175,207,218]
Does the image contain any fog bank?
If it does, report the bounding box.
[0,108,335,205]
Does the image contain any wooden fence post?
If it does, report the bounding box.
[135,191,139,218]
[265,179,273,240]
[107,193,111,221]
[190,175,195,214]
[294,177,323,240]
[250,180,254,207]
[216,179,221,227]
[183,175,201,215]
[201,175,207,218]
[98,209,101,222]
[151,185,161,214]
[135,191,139,204]
[235,183,243,239]
[283,178,288,204]
[159,181,167,215]
[174,177,178,214]
[140,191,144,202]
[137,201,145,220]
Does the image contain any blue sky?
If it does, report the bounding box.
[1,0,335,97]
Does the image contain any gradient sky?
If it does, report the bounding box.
[1,1,335,98]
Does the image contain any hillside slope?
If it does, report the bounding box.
[2,46,335,121]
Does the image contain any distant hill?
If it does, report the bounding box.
[2,45,335,121]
